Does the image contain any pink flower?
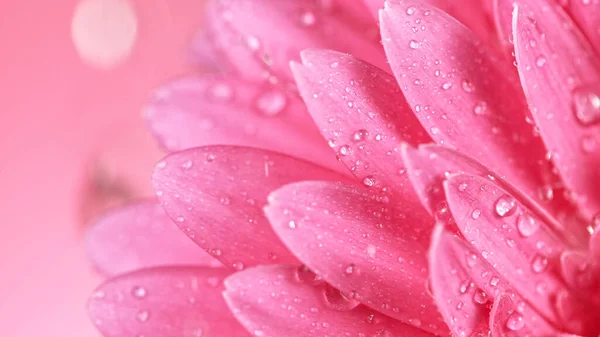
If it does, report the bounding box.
[86,0,600,337]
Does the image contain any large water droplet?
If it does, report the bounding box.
[322,284,360,311]
[517,212,539,237]
[473,289,488,304]
[353,129,369,142]
[505,312,524,331]
[573,84,600,126]
[295,265,323,285]
[255,90,287,116]
[495,195,516,217]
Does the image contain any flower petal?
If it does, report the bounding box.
[291,49,432,217]
[381,0,550,204]
[489,293,541,337]
[152,146,348,270]
[223,264,433,337]
[144,75,340,171]
[265,181,444,335]
[86,200,221,276]
[88,267,249,337]
[444,173,572,326]
[200,0,387,82]
[513,0,600,219]
[566,0,600,55]
[429,226,491,337]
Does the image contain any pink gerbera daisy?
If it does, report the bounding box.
[85,0,600,336]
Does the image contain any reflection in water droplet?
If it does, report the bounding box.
[363,176,375,187]
[353,129,369,142]
[322,284,360,311]
[295,265,324,285]
[506,311,524,331]
[517,212,539,237]
[573,84,600,126]
[495,195,516,217]
[473,289,488,304]
[531,255,548,273]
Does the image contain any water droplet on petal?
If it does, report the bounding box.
[573,84,600,126]
[136,310,149,322]
[473,289,488,304]
[131,286,147,299]
[255,90,287,116]
[406,6,416,15]
[322,284,360,311]
[490,277,500,286]
[461,80,474,93]
[495,195,516,217]
[517,212,539,237]
[232,261,245,271]
[363,176,375,187]
[506,312,524,331]
[295,265,323,285]
[353,129,369,142]
[441,82,453,90]
[535,56,547,67]
[344,263,358,275]
[471,209,481,220]
[532,255,548,273]
[409,40,419,49]
[458,183,468,192]
[299,11,317,27]
[473,101,488,115]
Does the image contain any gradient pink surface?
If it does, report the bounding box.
[0,1,204,336]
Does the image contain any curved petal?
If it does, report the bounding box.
[265,181,444,335]
[86,200,221,276]
[489,293,553,337]
[380,0,550,206]
[152,146,348,270]
[444,173,573,327]
[291,49,432,219]
[366,0,496,44]
[429,226,491,337]
[223,264,433,337]
[144,74,340,171]
[88,267,249,337]
[199,0,387,82]
[566,0,600,55]
[513,0,600,219]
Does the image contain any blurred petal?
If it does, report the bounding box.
[144,74,340,171]
[152,146,347,270]
[265,181,445,335]
[86,200,220,276]
[513,0,600,219]
[89,267,249,337]
[566,0,600,55]
[223,264,433,337]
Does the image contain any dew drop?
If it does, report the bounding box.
[299,11,317,27]
[471,209,481,220]
[353,129,369,141]
[406,6,416,15]
[490,277,500,286]
[131,286,147,299]
[363,176,375,187]
[473,101,488,115]
[441,82,453,90]
[322,284,360,311]
[295,265,323,285]
[461,80,474,93]
[495,195,516,217]
[458,183,468,192]
[232,261,245,271]
[532,255,548,273]
[344,263,358,275]
[409,40,419,49]
[535,56,547,67]
[573,84,600,126]
[473,289,488,304]
[254,90,287,116]
[181,160,193,169]
[506,312,524,331]
[517,212,539,237]
[136,310,149,322]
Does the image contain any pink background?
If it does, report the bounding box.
[0,1,204,335]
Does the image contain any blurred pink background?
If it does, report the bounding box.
[0,0,204,335]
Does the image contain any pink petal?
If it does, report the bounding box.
[566,0,600,55]
[86,200,221,276]
[366,0,496,44]
[493,0,517,53]
[380,0,551,206]
[88,267,249,337]
[223,264,434,337]
[265,181,445,335]
[429,226,491,337]
[291,49,432,215]
[489,293,544,337]
[198,0,388,82]
[444,173,572,326]
[401,144,578,244]
[560,250,598,290]
[152,146,348,270]
[430,227,555,337]
[144,74,341,171]
[513,0,600,219]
